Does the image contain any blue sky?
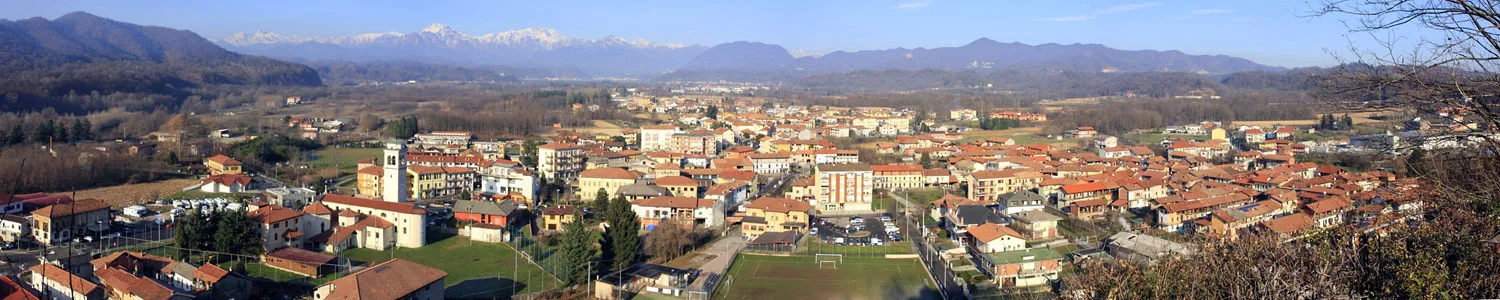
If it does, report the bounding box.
[0,0,1437,67]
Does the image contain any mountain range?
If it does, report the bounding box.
[221,24,709,76]
[0,12,321,112]
[226,25,1284,79]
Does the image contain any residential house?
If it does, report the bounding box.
[996,191,1047,214]
[263,187,317,210]
[199,174,253,193]
[1009,210,1062,240]
[203,155,243,175]
[631,196,722,229]
[317,194,428,250]
[740,197,812,240]
[31,199,111,246]
[28,264,103,300]
[981,249,1062,288]
[966,223,1026,253]
[1103,232,1195,262]
[452,199,519,228]
[313,259,446,300]
[540,205,580,231]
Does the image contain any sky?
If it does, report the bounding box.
[0,0,1442,67]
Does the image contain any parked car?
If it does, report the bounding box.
[810,227,819,235]
[850,217,864,225]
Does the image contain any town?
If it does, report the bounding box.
[4,1,1500,299]
[0,88,1451,299]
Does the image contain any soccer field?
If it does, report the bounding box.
[715,254,942,300]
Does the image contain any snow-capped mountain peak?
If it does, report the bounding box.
[222,24,689,50]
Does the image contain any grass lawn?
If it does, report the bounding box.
[716,254,941,300]
[343,235,563,298]
[1004,133,1080,147]
[233,262,341,286]
[1123,132,1207,146]
[306,147,383,172]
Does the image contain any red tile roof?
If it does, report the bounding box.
[202,174,253,186]
[317,259,447,300]
[655,175,699,187]
[632,196,715,209]
[579,167,644,180]
[967,223,1023,243]
[1060,182,1109,194]
[248,205,304,224]
[321,194,423,214]
[28,264,98,295]
[746,197,812,213]
[32,198,110,218]
[205,154,241,166]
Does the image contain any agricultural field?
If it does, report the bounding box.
[60,179,200,208]
[305,147,383,172]
[715,254,940,300]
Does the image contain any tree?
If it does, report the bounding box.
[606,196,642,272]
[1341,114,1354,129]
[384,115,420,139]
[591,188,610,218]
[6,125,22,145]
[165,151,180,166]
[919,153,933,168]
[174,209,218,256]
[31,121,53,144]
[520,140,541,170]
[556,213,596,285]
[644,218,693,262]
[213,210,264,257]
[70,119,91,141]
[705,106,719,119]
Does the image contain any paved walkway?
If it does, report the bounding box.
[686,229,746,291]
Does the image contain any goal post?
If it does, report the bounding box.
[819,260,838,269]
[814,253,844,264]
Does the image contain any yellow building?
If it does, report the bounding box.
[357,166,383,198]
[1210,127,1228,141]
[541,206,580,231]
[204,154,243,175]
[578,167,644,199]
[740,197,812,240]
[968,169,1044,203]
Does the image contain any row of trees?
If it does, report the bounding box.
[1317,113,1355,131]
[0,145,155,194]
[977,117,1021,130]
[384,115,420,139]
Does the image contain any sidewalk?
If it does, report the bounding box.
[686,229,746,291]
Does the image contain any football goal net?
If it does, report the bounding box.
[815,253,844,269]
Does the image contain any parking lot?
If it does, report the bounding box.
[811,213,908,246]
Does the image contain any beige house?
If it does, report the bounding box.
[966,223,1027,253]
[579,167,645,199]
[741,197,812,240]
[319,194,428,250]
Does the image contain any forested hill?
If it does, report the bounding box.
[0,12,321,113]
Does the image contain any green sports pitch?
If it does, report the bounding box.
[714,254,942,300]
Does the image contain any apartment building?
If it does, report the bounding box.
[968,169,1045,204]
[538,143,586,181]
[872,164,925,190]
[814,163,874,211]
[640,125,680,152]
[31,199,111,246]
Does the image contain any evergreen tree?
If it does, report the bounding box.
[521,140,541,170]
[920,153,933,168]
[71,119,91,141]
[705,106,719,120]
[1406,148,1426,177]
[31,121,53,144]
[214,210,264,257]
[174,209,218,255]
[592,188,610,218]
[607,196,643,272]
[556,213,597,284]
[1341,114,1355,129]
[165,152,180,166]
[7,125,22,145]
